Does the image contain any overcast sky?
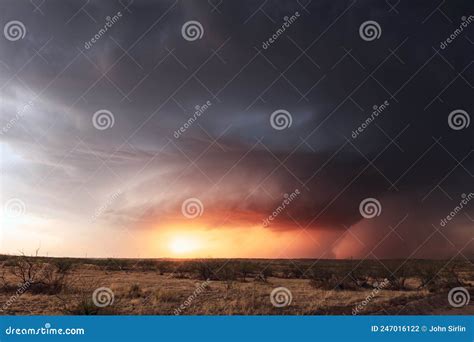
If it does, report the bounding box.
[0,0,473,258]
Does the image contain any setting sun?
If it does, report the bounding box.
[169,236,201,255]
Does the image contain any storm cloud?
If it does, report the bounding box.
[1,0,473,258]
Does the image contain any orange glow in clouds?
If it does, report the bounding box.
[147,218,337,258]
[169,235,202,255]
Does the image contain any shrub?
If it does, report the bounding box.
[104,259,130,271]
[254,267,273,283]
[59,287,119,315]
[416,264,442,291]
[156,288,181,303]
[216,264,238,281]
[308,265,360,290]
[0,267,18,293]
[53,259,74,274]
[128,283,142,298]
[9,256,72,295]
[196,263,215,280]
[10,256,44,284]
[380,263,417,291]
[236,261,255,281]
[64,297,101,315]
[136,260,157,272]
[31,264,70,295]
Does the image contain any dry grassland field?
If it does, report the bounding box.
[0,255,472,316]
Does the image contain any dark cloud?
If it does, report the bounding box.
[1,0,472,258]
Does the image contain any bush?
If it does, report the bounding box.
[136,260,157,272]
[236,261,255,281]
[216,264,238,281]
[10,256,44,284]
[128,283,142,298]
[0,267,18,293]
[31,264,70,295]
[253,267,273,283]
[65,297,100,315]
[380,263,417,291]
[53,259,74,274]
[156,288,181,303]
[104,259,130,271]
[418,265,464,291]
[308,264,360,290]
[196,263,215,280]
[416,263,442,291]
[9,256,72,295]
[59,287,119,315]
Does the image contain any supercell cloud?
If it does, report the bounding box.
[0,0,473,258]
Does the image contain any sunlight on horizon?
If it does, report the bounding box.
[169,235,202,255]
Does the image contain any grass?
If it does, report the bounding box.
[0,255,472,315]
